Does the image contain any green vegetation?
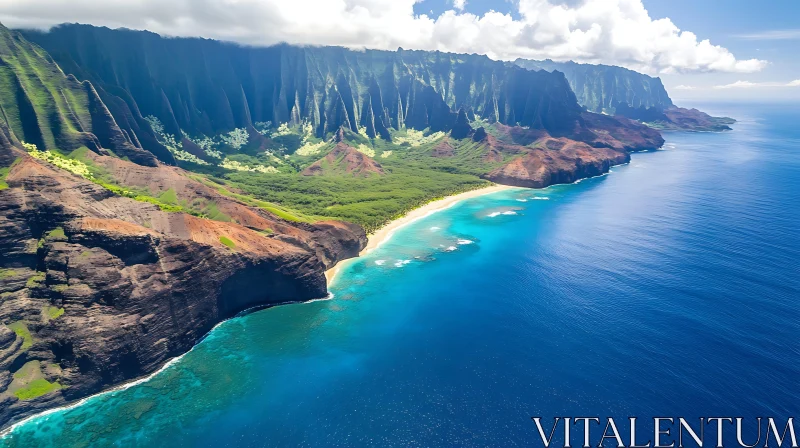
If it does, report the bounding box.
[27,148,93,178]
[0,158,21,190]
[3,24,522,233]
[45,227,67,241]
[0,25,94,153]
[14,378,62,400]
[67,150,185,213]
[0,166,9,190]
[229,169,487,233]
[7,321,33,350]
[26,272,45,288]
[218,131,502,232]
[10,360,63,400]
[64,148,240,222]
[101,183,184,213]
[8,361,61,401]
[191,200,231,222]
[157,188,179,205]
[17,109,502,233]
[187,174,313,223]
[12,361,39,380]
[25,146,185,213]
[516,59,674,114]
[219,236,236,249]
[174,126,508,232]
[2,24,531,234]
[43,306,65,320]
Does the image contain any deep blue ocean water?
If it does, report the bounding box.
[2,103,799,447]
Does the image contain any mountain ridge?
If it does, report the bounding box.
[515,58,735,131]
[0,21,672,429]
[22,24,585,161]
[515,58,675,114]
[0,24,164,166]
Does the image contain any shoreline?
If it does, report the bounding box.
[0,184,514,438]
[325,184,516,286]
[1,159,637,437]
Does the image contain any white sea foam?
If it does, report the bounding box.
[306,292,335,303]
[488,210,518,218]
[394,259,412,267]
[0,313,236,436]
[0,285,342,438]
[531,197,550,201]
[444,246,458,252]
[516,199,528,202]
[430,226,441,231]
[457,239,474,245]
[375,260,386,266]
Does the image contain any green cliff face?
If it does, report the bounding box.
[0,24,159,166]
[515,59,674,115]
[22,25,583,156]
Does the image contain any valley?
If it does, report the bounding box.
[0,22,727,429]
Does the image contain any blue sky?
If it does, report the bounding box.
[1,0,797,101]
[637,0,800,100]
[412,0,800,100]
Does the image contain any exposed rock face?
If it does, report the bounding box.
[486,112,664,154]
[472,128,490,142]
[514,59,673,115]
[0,21,672,431]
[23,25,583,154]
[578,112,666,152]
[661,107,736,131]
[515,59,735,132]
[516,59,674,114]
[431,139,455,158]
[484,138,629,188]
[0,24,164,165]
[301,143,385,177]
[612,105,734,131]
[481,114,661,188]
[450,109,474,140]
[0,142,366,428]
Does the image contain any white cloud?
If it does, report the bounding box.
[0,0,767,74]
[713,80,800,89]
[735,29,800,40]
[453,0,467,12]
[674,85,697,90]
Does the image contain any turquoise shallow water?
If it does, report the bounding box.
[2,103,799,447]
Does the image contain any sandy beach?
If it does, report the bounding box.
[325,184,516,286]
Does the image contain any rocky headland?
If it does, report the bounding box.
[0,129,365,428]
[0,20,715,430]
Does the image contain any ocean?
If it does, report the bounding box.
[2,102,799,447]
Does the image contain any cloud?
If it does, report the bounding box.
[453,0,467,12]
[0,0,767,74]
[735,29,800,40]
[674,85,697,90]
[713,80,800,89]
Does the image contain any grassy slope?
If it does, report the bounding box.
[191,130,508,233]
[0,24,91,151]
[0,25,509,233]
